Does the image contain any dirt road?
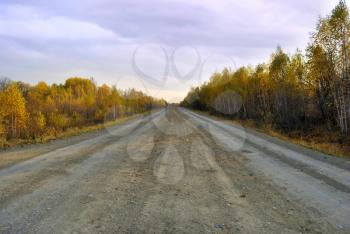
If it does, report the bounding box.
[0,107,350,233]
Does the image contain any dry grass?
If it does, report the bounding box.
[0,113,146,149]
[259,126,350,158]
[0,151,44,169]
[194,110,350,158]
[0,113,149,168]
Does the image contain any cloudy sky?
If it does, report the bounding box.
[0,0,339,101]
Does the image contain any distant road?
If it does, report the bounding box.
[0,107,349,233]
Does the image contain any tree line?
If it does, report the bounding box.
[181,1,350,137]
[0,77,165,145]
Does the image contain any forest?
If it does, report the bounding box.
[0,77,165,147]
[181,1,350,156]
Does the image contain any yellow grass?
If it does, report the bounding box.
[0,113,146,149]
[0,113,150,168]
[194,110,350,158]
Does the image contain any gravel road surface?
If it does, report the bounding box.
[0,106,349,233]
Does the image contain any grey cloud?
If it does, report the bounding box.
[0,0,340,100]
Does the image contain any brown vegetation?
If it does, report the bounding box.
[181,1,350,157]
[0,77,165,148]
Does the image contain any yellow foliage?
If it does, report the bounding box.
[0,77,165,146]
[28,112,46,138]
[0,84,28,138]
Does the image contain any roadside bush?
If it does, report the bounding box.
[70,112,85,127]
[28,111,46,139]
[47,113,69,132]
[0,117,5,147]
